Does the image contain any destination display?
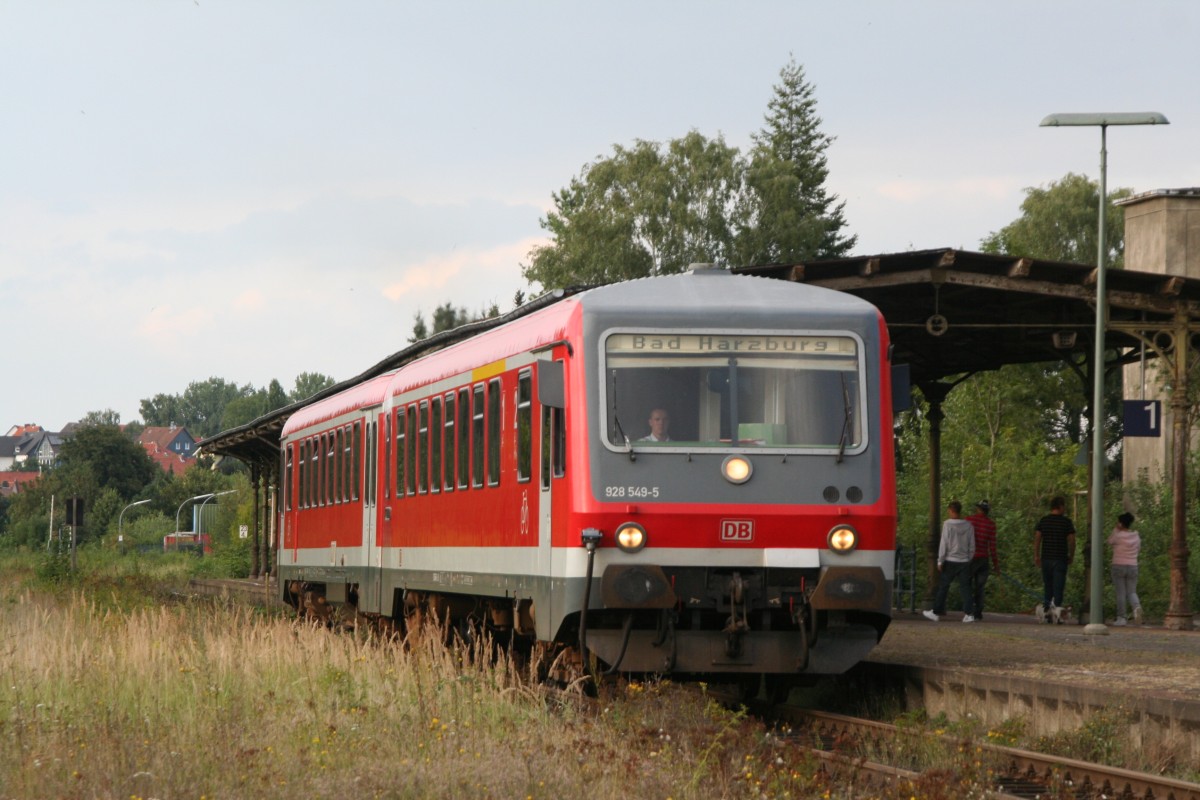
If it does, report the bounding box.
[605,333,856,356]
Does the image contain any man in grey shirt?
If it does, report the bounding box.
[924,501,977,622]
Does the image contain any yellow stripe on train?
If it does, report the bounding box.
[471,359,507,382]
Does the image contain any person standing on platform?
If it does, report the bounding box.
[1033,495,1076,623]
[924,501,976,622]
[966,500,999,620]
[1108,511,1143,626]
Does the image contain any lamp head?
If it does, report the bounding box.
[1040,112,1169,127]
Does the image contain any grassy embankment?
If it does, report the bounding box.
[0,551,1026,799]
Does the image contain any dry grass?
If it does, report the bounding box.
[0,583,817,799]
[0,554,1005,799]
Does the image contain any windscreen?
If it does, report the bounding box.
[603,331,864,452]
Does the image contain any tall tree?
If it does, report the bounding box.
[409,302,503,342]
[735,58,856,264]
[981,173,1131,267]
[265,379,289,411]
[290,372,337,403]
[522,131,743,290]
[79,408,121,427]
[181,378,252,439]
[140,393,184,429]
[57,423,158,501]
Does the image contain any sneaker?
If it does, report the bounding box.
[1133,606,1143,625]
[922,610,939,622]
[962,615,976,623]
[1113,617,1127,626]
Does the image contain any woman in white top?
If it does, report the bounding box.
[1107,512,1142,626]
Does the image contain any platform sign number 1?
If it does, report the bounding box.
[1123,400,1162,437]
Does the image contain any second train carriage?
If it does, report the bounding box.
[278,267,897,679]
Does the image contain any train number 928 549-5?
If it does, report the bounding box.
[605,485,660,499]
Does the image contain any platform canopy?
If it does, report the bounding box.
[735,248,1200,386]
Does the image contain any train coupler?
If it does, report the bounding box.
[722,572,750,658]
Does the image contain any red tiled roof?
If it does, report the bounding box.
[0,471,39,495]
[141,442,188,475]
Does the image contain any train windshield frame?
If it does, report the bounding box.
[599,328,869,456]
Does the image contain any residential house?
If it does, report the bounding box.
[0,426,63,470]
[139,426,197,474]
[0,471,39,497]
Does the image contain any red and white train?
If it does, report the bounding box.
[277,267,897,685]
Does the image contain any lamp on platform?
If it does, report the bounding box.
[1040,111,1168,634]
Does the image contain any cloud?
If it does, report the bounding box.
[382,237,546,302]
[876,176,1017,205]
[137,304,215,345]
[233,288,265,311]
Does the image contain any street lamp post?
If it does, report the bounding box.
[118,499,152,548]
[196,489,237,537]
[1040,111,1169,635]
[175,493,215,535]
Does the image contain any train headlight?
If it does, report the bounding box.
[827,524,858,554]
[721,455,753,484]
[615,522,647,553]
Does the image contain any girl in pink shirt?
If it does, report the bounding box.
[1107,512,1142,625]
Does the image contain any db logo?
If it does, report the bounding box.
[720,519,754,542]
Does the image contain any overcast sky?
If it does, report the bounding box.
[2,1,1197,432]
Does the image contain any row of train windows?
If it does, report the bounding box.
[287,367,566,511]
[395,369,565,497]
[290,420,362,511]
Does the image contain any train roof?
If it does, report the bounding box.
[281,373,395,436]
[576,266,882,319]
[206,269,883,451]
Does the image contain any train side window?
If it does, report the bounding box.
[382,411,391,501]
[333,427,342,504]
[517,370,532,483]
[395,407,406,498]
[430,397,442,494]
[298,440,307,509]
[313,436,321,506]
[318,434,327,507]
[284,445,293,511]
[405,404,418,496]
[540,406,551,489]
[418,400,430,494]
[457,388,470,489]
[443,392,456,492]
[342,426,352,502]
[553,406,566,478]
[362,422,372,503]
[327,432,337,505]
[487,377,501,487]
[471,385,485,488]
[352,421,361,501]
[296,440,304,509]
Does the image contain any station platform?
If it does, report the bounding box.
[847,609,1200,760]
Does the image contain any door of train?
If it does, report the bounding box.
[538,358,565,576]
[360,409,383,614]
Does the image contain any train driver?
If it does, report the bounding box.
[640,408,671,442]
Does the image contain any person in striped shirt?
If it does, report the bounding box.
[966,500,999,620]
[1033,495,1076,621]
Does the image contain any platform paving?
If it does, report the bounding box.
[852,610,1200,759]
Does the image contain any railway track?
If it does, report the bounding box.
[770,707,1200,800]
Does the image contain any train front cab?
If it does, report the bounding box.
[566,280,896,680]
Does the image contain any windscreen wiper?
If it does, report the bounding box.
[837,373,852,463]
[611,369,635,462]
